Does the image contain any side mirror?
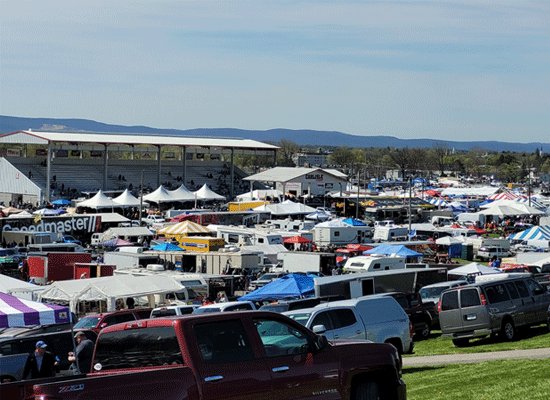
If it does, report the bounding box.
[312,324,326,334]
[314,334,329,352]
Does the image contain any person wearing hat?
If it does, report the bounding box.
[22,340,57,379]
[68,331,94,374]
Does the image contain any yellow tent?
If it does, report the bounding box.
[158,220,212,236]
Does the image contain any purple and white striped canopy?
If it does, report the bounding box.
[0,292,70,328]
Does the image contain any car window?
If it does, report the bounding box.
[525,279,544,294]
[136,310,152,319]
[505,282,520,299]
[484,284,510,304]
[0,342,18,355]
[331,308,357,329]
[73,316,101,329]
[460,289,481,308]
[254,318,310,357]
[514,280,530,298]
[94,326,182,370]
[152,309,177,317]
[393,296,409,309]
[194,319,254,364]
[225,304,254,312]
[311,311,333,330]
[441,291,459,311]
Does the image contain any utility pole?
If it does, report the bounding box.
[139,170,144,226]
[408,176,412,232]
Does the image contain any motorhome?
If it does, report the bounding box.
[343,255,406,273]
[372,226,409,242]
[215,225,285,246]
[257,219,316,232]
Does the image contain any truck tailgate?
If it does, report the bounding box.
[33,366,197,400]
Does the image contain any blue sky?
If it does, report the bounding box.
[1,0,548,143]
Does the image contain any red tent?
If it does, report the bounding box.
[468,226,487,234]
[283,236,311,244]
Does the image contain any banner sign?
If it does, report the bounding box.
[1,215,102,234]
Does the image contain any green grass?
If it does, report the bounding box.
[404,359,550,400]
[407,325,550,357]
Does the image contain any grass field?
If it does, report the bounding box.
[404,359,550,400]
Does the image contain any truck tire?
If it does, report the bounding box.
[452,338,469,347]
[416,322,431,340]
[354,381,380,400]
[500,319,516,341]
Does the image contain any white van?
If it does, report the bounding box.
[343,255,406,273]
[284,296,414,355]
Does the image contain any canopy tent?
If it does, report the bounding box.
[38,275,188,313]
[448,263,502,276]
[33,208,67,216]
[428,198,448,207]
[435,236,466,245]
[238,274,314,301]
[315,218,350,228]
[477,204,531,217]
[283,235,312,244]
[1,206,24,216]
[0,292,71,328]
[169,185,196,202]
[112,189,144,208]
[480,199,547,215]
[159,220,212,236]
[77,190,116,209]
[150,243,185,252]
[508,225,550,241]
[235,189,283,201]
[304,210,331,222]
[193,184,226,201]
[51,199,71,206]
[143,185,175,204]
[0,274,45,300]
[364,244,422,258]
[8,210,32,218]
[253,200,316,216]
[342,217,367,226]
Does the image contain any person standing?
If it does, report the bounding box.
[68,332,94,374]
[22,341,57,380]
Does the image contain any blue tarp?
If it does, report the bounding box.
[150,243,185,251]
[363,244,422,257]
[238,274,314,301]
[342,217,367,226]
[52,199,71,206]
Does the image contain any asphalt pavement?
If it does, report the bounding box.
[403,347,550,367]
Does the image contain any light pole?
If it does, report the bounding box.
[408,176,412,233]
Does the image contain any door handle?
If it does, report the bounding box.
[205,375,223,382]
[355,330,362,334]
[272,366,289,373]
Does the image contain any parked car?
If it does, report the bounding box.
[192,300,257,314]
[72,309,152,334]
[247,272,286,291]
[439,274,550,346]
[477,246,512,261]
[0,329,96,382]
[419,280,469,327]
[150,304,200,317]
[283,295,414,355]
[258,295,345,313]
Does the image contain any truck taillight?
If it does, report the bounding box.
[124,320,147,329]
[409,321,414,338]
[437,301,441,313]
[480,294,487,305]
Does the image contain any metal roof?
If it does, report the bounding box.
[0,130,279,151]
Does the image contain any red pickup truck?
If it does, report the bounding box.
[28,311,406,400]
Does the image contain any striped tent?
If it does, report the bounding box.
[159,220,212,236]
[514,197,547,211]
[488,191,522,201]
[0,292,70,328]
[428,198,448,207]
[508,225,550,241]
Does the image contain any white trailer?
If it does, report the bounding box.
[343,255,406,273]
[276,251,336,275]
[372,226,409,242]
[313,225,373,247]
[103,251,160,270]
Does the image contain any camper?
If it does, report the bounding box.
[312,225,373,247]
[276,251,336,275]
[103,251,161,270]
[91,227,154,246]
[215,225,285,246]
[258,219,316,231]
[455,212,486,226]
[343,255,406,273]
[372,226,409,242]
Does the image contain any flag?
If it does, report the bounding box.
[408,229,416,239]
[34,213,42,223]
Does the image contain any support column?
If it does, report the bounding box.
[103,144,108,191]
[230,148,235,199]
[46,143,52,203]
[182,147,187,186]
[157,146,162,188]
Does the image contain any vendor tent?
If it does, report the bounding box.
[448,263,502,276]
[52,199,71,206]
[364,244,422,258]
[150,243,185,252]
[159,220,212,236]
[238,274,314,301]
[193,184,226,201]
[343,217,366,226]
[143,185,174,204]
[98,238,134,248]
[77,190,116,209]
[305,210,331,222]
[0,275,45,300]
[283,235,311,244]
[113,189,143,208]
[508,225,550,241]
[33,208,67,215]
[0,291,70,328]
[235,189,283,201]
[435,236,466,245]
[169,185,196,202]
[38,275,188,313]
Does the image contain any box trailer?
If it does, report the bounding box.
[276,251,336,275]
[312,225,374,247]
[28,252,92,284]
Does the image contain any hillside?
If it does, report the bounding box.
[0,115,546,152]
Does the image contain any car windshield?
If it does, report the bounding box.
[73,316,102,329]
[259,274,278,281]
[193,307,222,314]
[285,312,312,326]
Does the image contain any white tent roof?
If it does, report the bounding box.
[235,189,283,201]
[38,275,187,313]
[0,157,42,199]
[252,200,316,216]
[315,218,350,227]
[143,185,174,203]
[169,185,196,201]
[193,184,225,201]
[77,190,116,209]
[448,263,502,276]
[478,203,539,217]
[113,189,143,208]
[159,220,212,235]
[1,275,45,300]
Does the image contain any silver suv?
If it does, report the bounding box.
[283,296,414,355]
[439,274,550,346]
[476,246,511,261]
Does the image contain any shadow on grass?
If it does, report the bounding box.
[403,366,445,374]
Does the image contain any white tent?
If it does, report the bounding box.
[38,275,188,313]
[435,236,466,246]
[448,263,502,276]
[113,189,144,208]
[77,190,116,209]
[253,200,316,216]
[314,218,350,228]
[0,274,45,300]
[477,204,531,217]
[169,185,196,202]
[143,185,174,203]
[193,184,226,201]
[235,189,283,201]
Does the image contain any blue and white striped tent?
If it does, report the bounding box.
[514,197,547,211]
[508,225,550,241]
[428,198,448,207]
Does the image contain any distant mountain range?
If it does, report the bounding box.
[0,115,546,152]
